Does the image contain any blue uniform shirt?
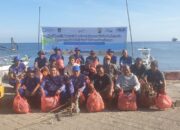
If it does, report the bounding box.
[41,75,65,96]
[9,62,26,75]
[49,54,64,63]
[9,62,26,86]
[34,57,48,69]
[73,54,85,65]
[119,56,132,67]
[103,55,117,65]
[70,74,86,92]
[22,77,40,92]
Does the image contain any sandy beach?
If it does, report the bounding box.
[0,80,179,130]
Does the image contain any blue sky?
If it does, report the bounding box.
[0,0,180,42]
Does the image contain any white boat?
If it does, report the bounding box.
[172,38,178,42]
[0,55,30,73]
[0,38,30,77]
[138,48,153,68]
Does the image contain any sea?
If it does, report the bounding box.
[0,41,180,71]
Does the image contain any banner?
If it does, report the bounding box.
[41,27,127,52]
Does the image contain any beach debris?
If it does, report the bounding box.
[174,100,180,107]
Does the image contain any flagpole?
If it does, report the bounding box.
[125,0,134,58]
[38,6,41,51]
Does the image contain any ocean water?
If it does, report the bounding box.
[0,41,180,71]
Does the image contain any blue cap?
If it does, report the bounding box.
[27,67,35,73]
[73,65,80,71]
[38,50,45,55]
[135,57,142,62]
[151,60,158,67]
[107,49,114,53]
[90,50,95,54]
[13,56,20,62]
[75,47,80,51]
[54,47,61,52]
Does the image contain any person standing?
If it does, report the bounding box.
[49,47,64,64]
[119,49,132,67]
[103,55,119,82]
[64,56,76,76]
[86,50,99,64]
[71,48,85,65]
[103,49,117,65]
[130,58,146,79]
[34,50,48,70]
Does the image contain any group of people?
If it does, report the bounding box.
[8,47,166,112]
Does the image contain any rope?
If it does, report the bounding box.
[15,102,73,130]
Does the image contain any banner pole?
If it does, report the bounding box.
[125,0,134,58]
[38,6,41,51]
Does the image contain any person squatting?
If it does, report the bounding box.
[8,47,168,113]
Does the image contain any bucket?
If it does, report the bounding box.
[0,85,5,98]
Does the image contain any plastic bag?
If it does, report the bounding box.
[155,93,172,110]
[117,90,137,111]
[13,95,30,114]
[41,90,60,112]
[86,90,105,112]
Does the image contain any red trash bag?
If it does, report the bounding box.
[13,95,30,114]
[86,90,105,112]
[41,91,60,112]
[117,90,137,111]
[155,93,172,110]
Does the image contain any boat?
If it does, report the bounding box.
[138,48,153,68]
[172,38,178,42]
[0,38,30,77]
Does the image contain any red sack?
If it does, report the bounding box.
[13,95,30,114]
[155,94,172,110]
[117,90,137,111]
[86,90,105,112]
[41,91,60,112]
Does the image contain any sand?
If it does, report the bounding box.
[0,80,180,130]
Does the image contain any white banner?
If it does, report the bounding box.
[41,27,127,51]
